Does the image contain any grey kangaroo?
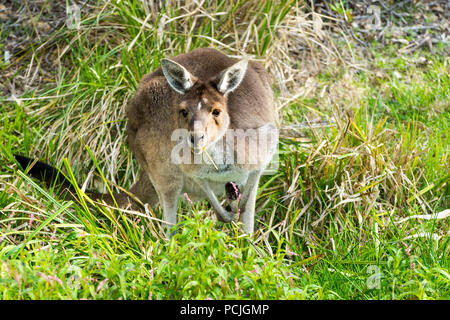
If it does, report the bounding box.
[16,48,278,237]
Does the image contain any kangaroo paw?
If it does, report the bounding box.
[217,210,237,223]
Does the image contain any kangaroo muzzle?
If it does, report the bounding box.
[188,120,208,154]
[189,131,207,154]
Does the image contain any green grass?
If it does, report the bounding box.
[0,0,449,299]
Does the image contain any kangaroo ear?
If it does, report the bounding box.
[214,59,248,95]
[161,59,195,94]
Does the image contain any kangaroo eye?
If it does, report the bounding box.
[212,109,221,117]
[180,109,188,117]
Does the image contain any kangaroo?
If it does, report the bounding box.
[16,48,278,237]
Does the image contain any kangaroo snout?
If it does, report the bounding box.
[189,131,206,153]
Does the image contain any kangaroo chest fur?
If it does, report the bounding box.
[180,137,249,199]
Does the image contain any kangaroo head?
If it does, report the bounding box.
[161,58,248,154]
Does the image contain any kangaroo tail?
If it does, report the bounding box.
[14,155,134,208]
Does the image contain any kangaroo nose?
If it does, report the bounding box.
[190,133,204,144]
